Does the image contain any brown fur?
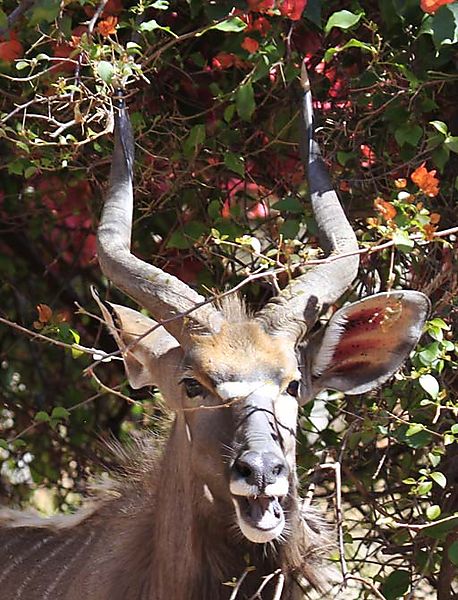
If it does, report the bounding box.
[0,419,333,600]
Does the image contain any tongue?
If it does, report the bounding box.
[247,497,282,529]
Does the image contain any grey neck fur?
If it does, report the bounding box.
[0,414,331,600]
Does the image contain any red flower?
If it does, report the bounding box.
[251,16,271,36]
[241,37,260,53]
[0,31,23,63]
[420,0,454,13]
[360,144,377,168]
[278,0,307,20]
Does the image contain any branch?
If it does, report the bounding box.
[0,0,35,37]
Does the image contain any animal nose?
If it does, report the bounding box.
[233,451,287,488]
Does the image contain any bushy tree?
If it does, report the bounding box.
[0,0,457,597]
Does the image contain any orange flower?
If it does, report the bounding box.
[423,223,437,240]
[97,16,118,37]
[394,178,407,189]
[36,303,53,323]
[241,37,260,53]
[411,162,440,197]
[430,212,441,224]
[374,197,397,221]
[420,0,455,13]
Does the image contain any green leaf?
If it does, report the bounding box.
[337,151,354,166]
[324,10,363,34]
[279,219,300,239]
[430,471,447,488]
[16,61,30,71]
[224,153,245,177]
[0,9,7,31]
[140,19,161,31]
[448,541,458,566]
[0,438,8,451]
[451,424,458,434]
[51,406,70,420]
[431,4,458,49]
[430,120,449,135]
[423,515,458,540]
[417,481,433,495]
[29,0,60,24]
[211,17,247,32]
[445,135,458,153]
[167,221,207,249]
[418,342,441,365]
[406,423,425,437]
[96,61,114,84]
[236,82,255,122]
[224,104,235,123]
[419,374,439,399]
[183,124,206,157]
[426,505,441,520]
[272,197,304,214]
[429,317,449,330]
[35,411,50,423]
[395,123,423,147]
[324,38,376,62]
[380,569,410,600]
[392,230,414,253]
[151,0,169,8]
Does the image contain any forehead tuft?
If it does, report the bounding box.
[189,321,296,383]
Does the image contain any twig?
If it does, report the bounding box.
[272,572,285,600]
[228,568,251,600]
[0,0,35,37]
[248,569,282,600]
[343,574,386,600]
[319,462,347,577]
[0,315,116,359]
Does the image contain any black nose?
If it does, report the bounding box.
[233,451,287,488]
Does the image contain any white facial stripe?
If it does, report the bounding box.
[230,477,289,498]
[264,477,289,497]
[216,380,279,401]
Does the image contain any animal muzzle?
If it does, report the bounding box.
[230,450,289,544]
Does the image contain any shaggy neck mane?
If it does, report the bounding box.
[0,414,331,600]
[93,414,331,600]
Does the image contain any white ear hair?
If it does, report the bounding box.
[299,290,430,403]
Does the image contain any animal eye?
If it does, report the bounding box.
[286,380,299,397]
[182,378,204,398]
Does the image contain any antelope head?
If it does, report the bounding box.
[96,68,430,545]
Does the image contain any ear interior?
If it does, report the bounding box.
[300,291,430,402]
[92,289,179,389]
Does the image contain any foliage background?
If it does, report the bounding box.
[0,0,457,597]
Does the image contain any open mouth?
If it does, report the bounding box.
[232,495,285,543]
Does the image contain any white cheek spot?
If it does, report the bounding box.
[185,423,192,443]
[274,393,298,430]
[203,484,214,504]
[216,380,279,401]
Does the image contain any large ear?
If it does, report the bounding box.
[94,291,181,389]
[299,291,430,404]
